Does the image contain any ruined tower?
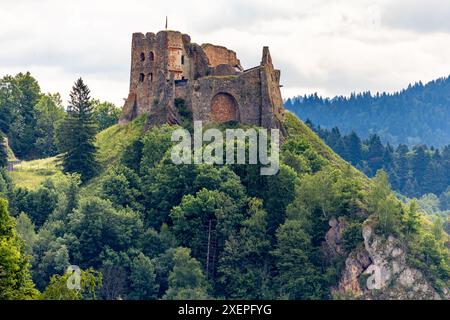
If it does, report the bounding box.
[120,30,285,131]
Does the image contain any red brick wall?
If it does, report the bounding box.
[210,93,238,122]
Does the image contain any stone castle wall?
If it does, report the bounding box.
[121,30,285,131]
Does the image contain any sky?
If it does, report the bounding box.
[2,0,450,107]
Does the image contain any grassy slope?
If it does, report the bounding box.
[284,112,368,180]
[9,157,59,189]
[82,115,146,195]
[9,116,146,190]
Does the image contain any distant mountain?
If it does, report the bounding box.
[285,76,450,147]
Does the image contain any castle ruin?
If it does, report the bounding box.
[120,30,285,131]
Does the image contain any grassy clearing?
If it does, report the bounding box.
[9,157,61,190]
[9,116,147,190]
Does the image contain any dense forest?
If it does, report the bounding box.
[306,121,450,200]
[285,76,450,147]
[0,74,449,300]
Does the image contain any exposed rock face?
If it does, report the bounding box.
[335,221,448,300]
[324,217,347,259]
[120,30,285,131]
[338,247,371,296]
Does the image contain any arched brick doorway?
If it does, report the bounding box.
[210,93,239,123]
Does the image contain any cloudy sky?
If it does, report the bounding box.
[2,0,450,106]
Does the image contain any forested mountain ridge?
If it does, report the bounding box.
[307,123,450,199]
[1,106,448,300]
[285,76,450,147]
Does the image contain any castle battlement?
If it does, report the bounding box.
[120,30,285,131]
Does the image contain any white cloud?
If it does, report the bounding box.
[1,0,450,106]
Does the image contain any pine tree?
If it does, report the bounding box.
[57,78,98,182]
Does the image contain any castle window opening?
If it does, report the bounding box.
[181,55,185,65]
[149,73,153,82]
[139,73,145,82]
[140,52,145,61]
[149,51,155,61]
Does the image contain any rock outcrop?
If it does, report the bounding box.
[334,220,449,299]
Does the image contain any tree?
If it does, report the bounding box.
[129,253,159,300]
[0,198,38,299]
[163,247,209,300]
[57,78,98,182]
[13,185,58,228]
[343,131,362,165]
[34,93,65,157]
[402,200,422,237]
[15,212,37,257]
[0,72,41,159]
[69,197,143,268]
[91,99,121,131]
[100,165,143,212]
[272,218,323,299]
[170,189,244,278]
[40,268,102,300]
[367,171,402,235]
[0,132,8,168]
[218,198,271,299]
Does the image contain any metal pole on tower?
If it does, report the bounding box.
[165,16,168,30]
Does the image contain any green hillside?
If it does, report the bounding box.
[4,112,449,300]
[9,116,146,190]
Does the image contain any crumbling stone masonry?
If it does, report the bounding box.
[120,30,285,131]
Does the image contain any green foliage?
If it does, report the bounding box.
[129,252,159,300]
[140,125,176,173]
[0,72,41,159]
[69,197,143,268]
[307,121,450,199]
[218,198,271,299]
[272,218,323,299]
[15,213,37,257]
[163,247,209,300]
[0,198,38,299]
[100,165,143,212]
[174,98,193,131]
[94,115,146,170]
[34,93,65,157]
[12,185,58,227]
[1,103,448,301]
[171,188,244,273]
[57,78,99,182]
[91,99,121,131]
[342,221,363,252]
[0,133,8,168]
[40,268,102,300]
[368,171,403,236]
